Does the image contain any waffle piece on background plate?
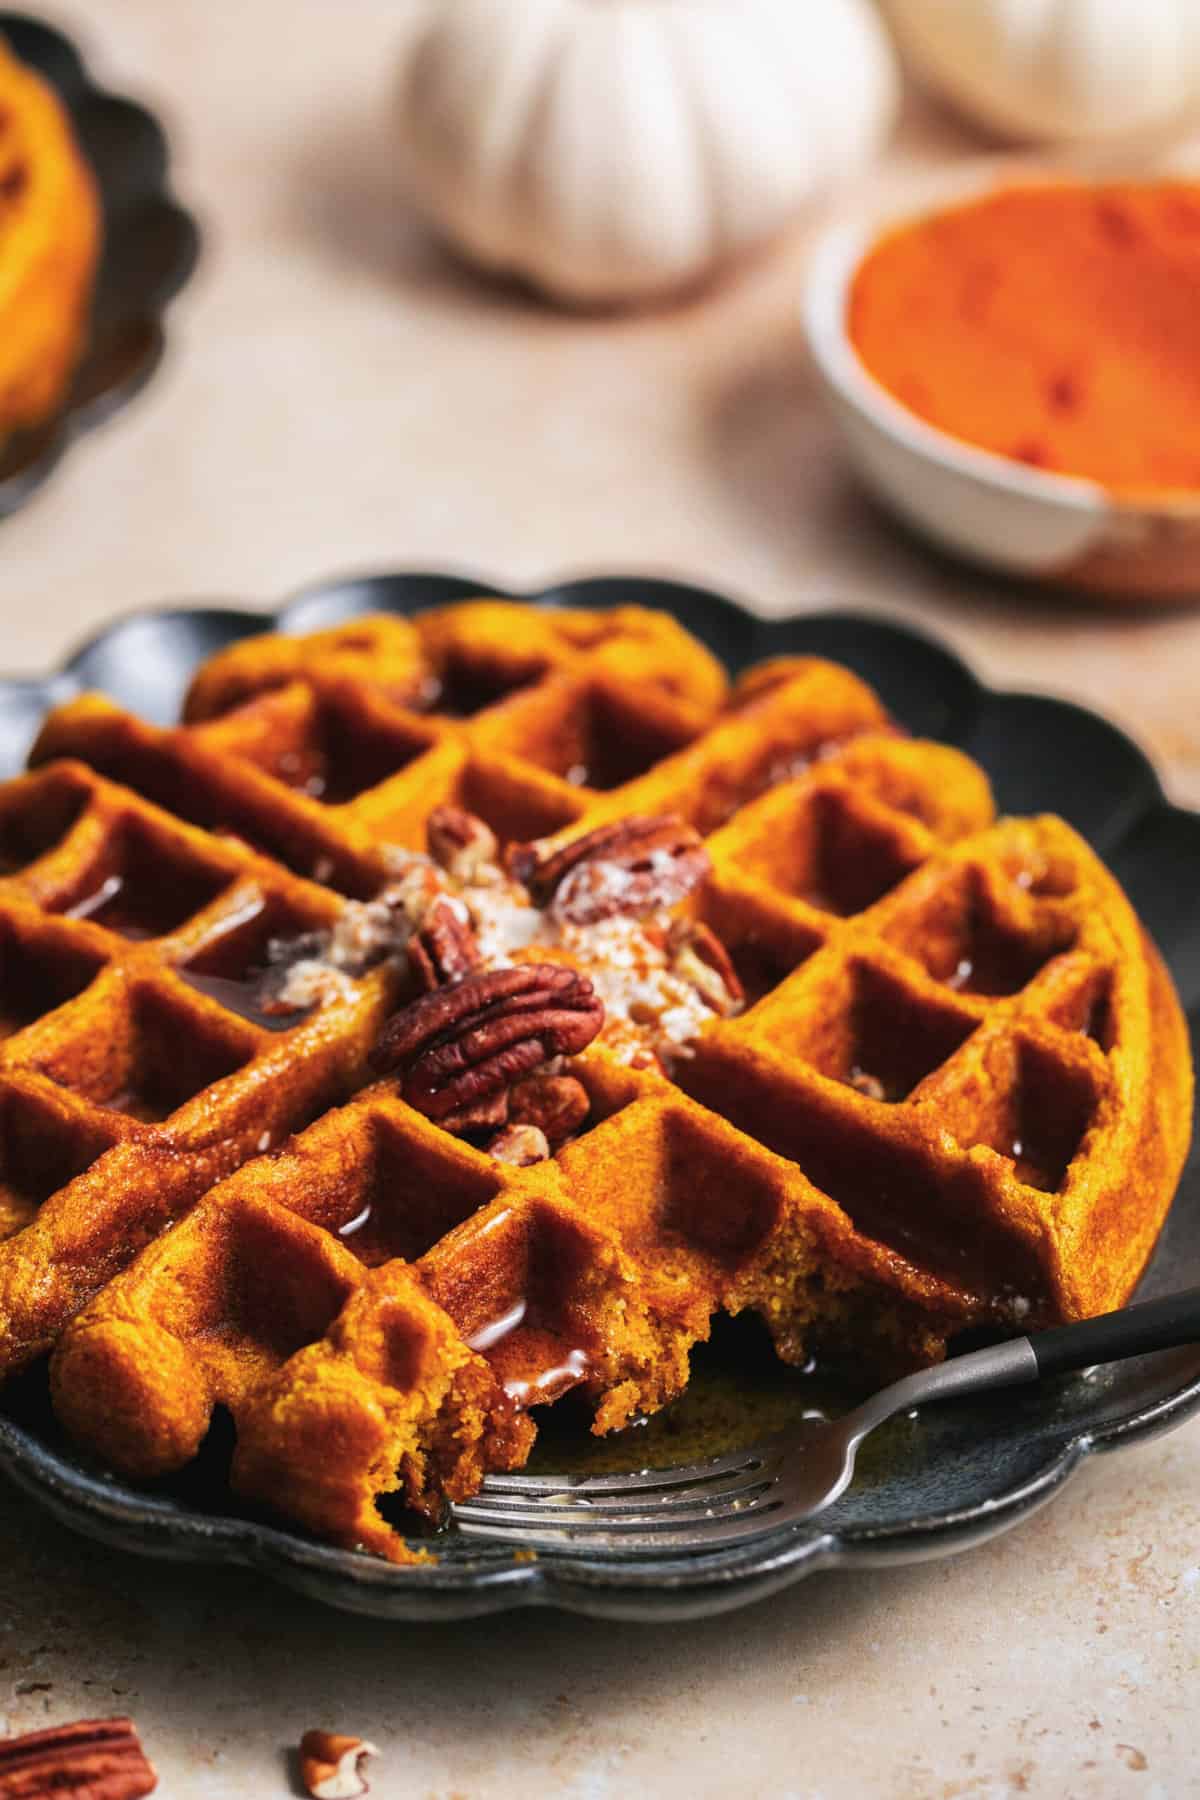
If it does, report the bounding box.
[3,599,1186,1564]
[0,32,100,442]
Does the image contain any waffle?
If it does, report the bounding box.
[0,600,1185,1565]
[0,33,100,441]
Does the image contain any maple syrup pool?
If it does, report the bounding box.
[523,1313,875,1479]
[0,1317,923,1541]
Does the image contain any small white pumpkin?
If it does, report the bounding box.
[883,0,1200,144]
[393,0,898,307]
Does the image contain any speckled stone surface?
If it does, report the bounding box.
[0,3,1197,1793]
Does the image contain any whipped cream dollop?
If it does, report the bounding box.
[404,838,738,1069]
[262,818,741,1071]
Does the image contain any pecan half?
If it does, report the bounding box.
[0,1717,157,1798]
[408,893,480,991]
[299,1730,379,1799]
[488,1122,551,1166]
[438,1085,510,1135]
[509,1071,591,1145]
[668,920,745,1017]
[426,804,499,883]
[371,965,604,1132]
[509,816,711,924]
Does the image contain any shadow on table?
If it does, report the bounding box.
[0,1470,891,1790]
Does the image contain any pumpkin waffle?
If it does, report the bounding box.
[0,32,100,441]
[3,600,1188,1565]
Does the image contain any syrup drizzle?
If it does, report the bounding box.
[338,1203,373,1242]
[466,1300,593,1405]
[332,1202,398,1268]
[504,1349,590,1407]
[178,967,305,1033]
[177,895,317,1031]
[467,1300,526,1354]
[66,874,152,937]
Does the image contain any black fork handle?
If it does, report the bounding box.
[1029,1287,1200,1380]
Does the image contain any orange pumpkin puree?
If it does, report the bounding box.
[848,181,1200,495]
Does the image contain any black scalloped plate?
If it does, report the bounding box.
[0,572,1197,1623]
[0,13,199,516]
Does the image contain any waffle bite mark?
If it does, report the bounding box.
[370,965,605,1146]
[508,815,710,923]
[231,1264,535,1558]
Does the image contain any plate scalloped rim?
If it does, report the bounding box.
[0,570,1196,1622]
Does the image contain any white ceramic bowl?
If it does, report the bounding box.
[802,173,1200,604]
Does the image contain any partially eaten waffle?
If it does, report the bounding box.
[0,32,100,443]
[0,601,1188,1563]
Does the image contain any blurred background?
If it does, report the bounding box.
[2,0,1200,791]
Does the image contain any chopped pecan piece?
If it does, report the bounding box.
[299,1730,379,1799]
[0,1717,157,1798]
[509,1071,591,1145]
[371,964,604,1132]
[408,893,480,991]
[847,1066,887,1101]
[426,804,499,883]
[380,860,445,930]
[488,1122,551,1166]
[668,920,745,1017]
[509,815,711,924]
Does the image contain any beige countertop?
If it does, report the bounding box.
[1,4,1197,1795]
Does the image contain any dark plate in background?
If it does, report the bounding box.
[0,12,199,515]
[0,572,1197,1622]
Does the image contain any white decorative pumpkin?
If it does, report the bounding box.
[393,0,898,307]
[883,0,1200,144]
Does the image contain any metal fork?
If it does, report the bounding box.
[452,1288,1200,1556]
